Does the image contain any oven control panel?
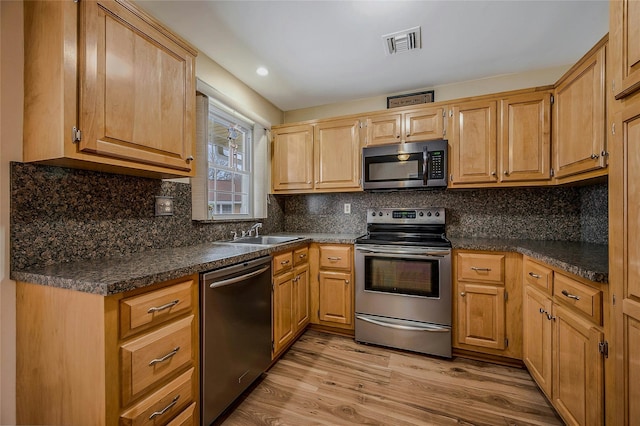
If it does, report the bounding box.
[367,207,445,225]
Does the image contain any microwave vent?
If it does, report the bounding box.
[383,26,421,55]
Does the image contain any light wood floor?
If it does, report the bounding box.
[218,330,563,426]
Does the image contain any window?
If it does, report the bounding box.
[206,103,253,217]
[193,82,270,222]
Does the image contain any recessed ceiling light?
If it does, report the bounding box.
[256,67,269,76]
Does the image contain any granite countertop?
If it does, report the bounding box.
[10,233,364,296]
[450,238,608,283]
[11,233,607,295]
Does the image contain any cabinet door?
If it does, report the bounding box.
[523,286,553,398]
[293,264,310,331]
[553,45,606,179]
[79,1,195,173]
[273,272,294,356]
[457,283,505,350]
[500,92,551,182]
[611,101,640,425]
[449,100,498,185]
[552,304,604,426]
[366,113,402,146]
[404,107,445,142]
[271,124,314,191]
[314,118,361,190]
[611,0,640,99]
[318,270,352,325]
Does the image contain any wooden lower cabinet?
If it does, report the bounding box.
[16,275,200,426]
[453,250,522,361]
[272,246,310,358]
[309,243,355,331]
[522,256,606,426]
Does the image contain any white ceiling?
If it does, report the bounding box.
[136,0,609,112]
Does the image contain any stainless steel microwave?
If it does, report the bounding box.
[362,140,448,190]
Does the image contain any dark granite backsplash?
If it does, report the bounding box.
[11,162,607,271]
[281,183,608,245]
[11,162,285,270]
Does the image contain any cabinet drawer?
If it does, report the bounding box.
[293,246,309,266]
[319,245,352,270]
[273,251,293,275]
[167,402,196,426]
[554,274,602,325]
[457,253,505,283]
[523,258,553,293]
[121,315,194,405]
[120,280,194,339]
[120,367,194,426]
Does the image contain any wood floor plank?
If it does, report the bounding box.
[219,330,562,426]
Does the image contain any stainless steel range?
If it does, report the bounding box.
[354,207,452,358]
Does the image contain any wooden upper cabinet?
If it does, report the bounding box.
[499,92,552,182]
[553,41,607,179]
[449,100,498,185]
[365,113,402,145]
[271,124,314,192]
[314,118,361,190]
[364,106,445,146]
[79,1,195,173]
[23,0,197,178]
[611,0,640,99]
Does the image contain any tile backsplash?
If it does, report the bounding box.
[10,163,284,270]
[282,184,608,244]
[11,162,607,271]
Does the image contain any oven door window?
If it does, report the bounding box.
[364,255,439,298]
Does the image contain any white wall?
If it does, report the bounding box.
[1,1,23,424]
[283,64,570,123]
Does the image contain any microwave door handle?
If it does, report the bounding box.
[423,150,430,186]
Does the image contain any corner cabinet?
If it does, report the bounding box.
[16,276,200,426]
[271,119,361,194]
[522,257,606,426]
[23,0,197,178]
[553,38,608,182]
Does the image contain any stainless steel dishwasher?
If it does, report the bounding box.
[200,255,272,425]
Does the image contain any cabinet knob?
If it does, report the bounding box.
[460,292,466,297]
[491,171,496,176]
[539,308,546,314]
[546,313,556,321]
[299,253,306,258]
[503,171,509,176]
[345,279,350,285]
[186,155,194,163]
[590,153,600,160]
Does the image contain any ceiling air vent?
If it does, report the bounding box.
[383,26,421,55]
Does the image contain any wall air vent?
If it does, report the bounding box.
[383,26,422,55]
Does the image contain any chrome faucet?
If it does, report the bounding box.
[247,222,263,237]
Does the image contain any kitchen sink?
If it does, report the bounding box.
[230,235,303,245]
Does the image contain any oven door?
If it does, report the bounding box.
[355,244,452,326]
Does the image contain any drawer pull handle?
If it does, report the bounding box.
[280,260,290,265]
[147,299,179,314]
[539,308,546,314]
[546,313,556,321]
[149,395,180,420]
[327,257,342,261]
[471,267,491,272]
[528,272,541,279]
[149,346,180,366]
[299,253,306,258]
[561,289,581,301]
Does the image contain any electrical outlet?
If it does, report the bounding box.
[155,196,174,216]
[344,203,351,214]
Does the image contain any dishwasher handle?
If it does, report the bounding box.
[209,265,270,289]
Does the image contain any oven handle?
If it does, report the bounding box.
[356,247,449,258]
[356,315,450,333]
